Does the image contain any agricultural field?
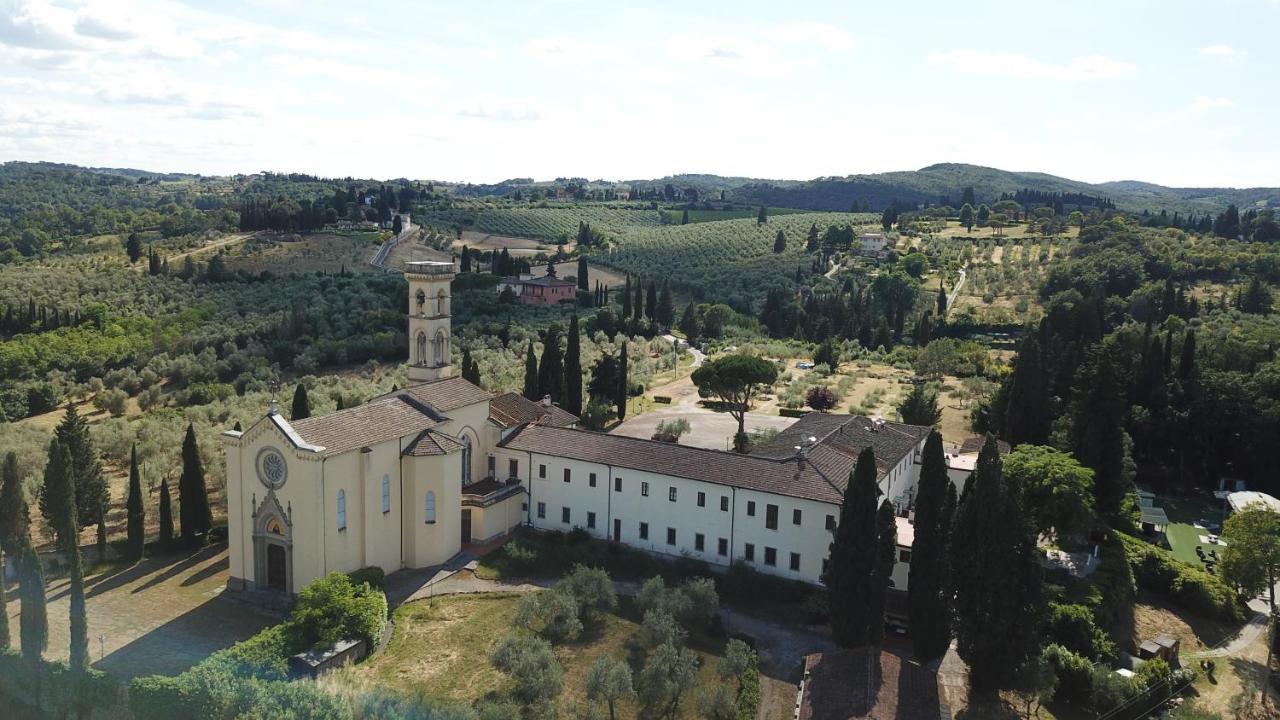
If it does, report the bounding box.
[417,204,664,241]
[222,231,387,274]
[658,206,810,224]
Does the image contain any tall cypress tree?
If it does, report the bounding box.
[826,447,880,647]
[868,499,897,647]
[0,560,8,650]
[645,281,657,321]
[616,342,628,421]
[1003,334,1049,445]
[622,275,632,318]
[908,431,953,661]
[633,280,644,321]
[159,479,174,546]
[1178,329,1196,382]
[1066,349,1133,518]
[538,326,564,404]
[19,544,48,669]
[564,316,583,416]
[291,384,311,421]
[523,340,539,400]
[949,436,1041,691]
[179,424,213,546]
[577,256,589,292]
[773,230,786,253]
[126,444,145,561]
[48,442,88,670]
[656,280,674,328]
[0,451,29,555]
[39,439,75,550]
[40,407,107,546]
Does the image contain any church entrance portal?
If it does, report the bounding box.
[266,544,286,591]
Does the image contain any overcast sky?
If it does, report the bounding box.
[0,0,1276,187]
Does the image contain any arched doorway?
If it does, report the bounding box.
[252,492,293,595]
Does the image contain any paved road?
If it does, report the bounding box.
[370,223,420,271]
[944,267,967,317]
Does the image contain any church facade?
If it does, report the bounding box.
[223,261,931,597]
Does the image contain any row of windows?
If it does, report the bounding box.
[337,488,435,531]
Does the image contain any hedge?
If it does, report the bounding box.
[736,654,761,720]
[1117,533,1244,622]
[0,651,118,717]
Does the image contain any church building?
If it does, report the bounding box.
[223,261,931,598]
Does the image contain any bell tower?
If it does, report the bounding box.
[406,261,456,383]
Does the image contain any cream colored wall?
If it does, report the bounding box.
[225,432,245,583]
[435,399,491,485]
[402,452,462,568]
[319,437,407,581]
[469,492,525,543]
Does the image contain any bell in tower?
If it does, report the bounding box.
[405,261,456,383]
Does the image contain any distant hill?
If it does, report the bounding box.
[727,163,1280,216]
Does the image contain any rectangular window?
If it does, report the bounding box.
[509,459,519,479]
[718,538,728,556]
[539,464,546,479]
[561,507,571,524]
[639,522,649,540]
[720,496,729,512]
[744,543,755,562]
[537,502,546,519]
[563,468,571,483]
[697,491,706,508]
[747,501,756,517]
[668,487,677,502]
[589,473,597,488]
[666,527,676,546]
[695,533,705,552]
[641,482,650,497]
[587,512,596,529]
[822,558,830,579]
[614,477,622,492]
[825,514,836,531]
[793,508,802,525]
[900,549,912,563]
[765,504,778,530]
[790,552,801,571]
[764,547,777,567]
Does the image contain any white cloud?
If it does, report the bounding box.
[665,33,786,77]
[1193,96,1236,111]
[927,50,1136,80]
[521,36,600,65]
[770,22,853,52]
[1198,44,1240,57]
[0,0,83,50]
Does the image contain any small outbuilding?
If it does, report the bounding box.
[288,638,368,678]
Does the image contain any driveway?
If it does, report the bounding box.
[4,544,275,679]
[612,369,794,450]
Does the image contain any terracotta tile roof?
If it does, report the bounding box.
[289,394,444,457]
[753,414,931,480]
[522,275,576,287]
[499,424,846,504]
[799,648,942,720]
[398,376,493,412]
[488,392,579,429]
[403,429,465,456]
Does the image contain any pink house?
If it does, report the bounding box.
[518,275,577,305]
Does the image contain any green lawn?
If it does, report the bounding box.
[323,593,736,719]
[1150,493,1227,567]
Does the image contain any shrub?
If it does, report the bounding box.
[289,572,388,649]
[1045,603,1117,663]
[348,566,386,591]
[566,526,592,546]
[1117,533,1244,622]
[489,633,563,704]
[201,624,292,680]
[513,590,582,643]
[1041,644,1093,705]
[558,564,618,623]
[735,652,761,720]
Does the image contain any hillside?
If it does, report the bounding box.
[728,163,1280,215]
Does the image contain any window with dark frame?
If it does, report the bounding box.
[666,527,676,545]
[614,477,622,492]
[563,468,571,483]
[589,473,597,487]
[697,491,705,507]
[825,514,836,530]
[639,522,649,540]
[747,501,756,516]
[718,538,728,556]
[790,552,801,571]
[764,547,777,566]
[642,482,650,497]
[538,464,546,479]
[744,543,755,562]
[509,459,519,479]
[765,504,778,530]
[537,502,545,519]
[668,487,677,502]
[587,511,596,529]
[561,507,570,524]
[695,533,705,551]
[720,496,729,511]
[793,508,802,525]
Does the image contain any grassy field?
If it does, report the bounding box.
[324,593,737,719]
[659,207,811,224]
[1154,493,1228,566]
[224,231,387,274]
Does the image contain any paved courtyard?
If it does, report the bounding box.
[612,373,795,450]
[3,543,276,679]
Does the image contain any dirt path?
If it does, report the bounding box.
[135,232,252,270]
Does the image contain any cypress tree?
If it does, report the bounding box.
[656,280,674,328]
[756,206,767,224]
[622,275,632,318]
[868,499,898,647]
[179,424,213,546]
[1178,329,1196,381]
[645,281,657,321]
[773,229,786,253]
[538,327,564,404]
[908,431,953,661]
[291,384,311,420]
[126,443,145,561]
[0,561,7,650]
[40,407,107,547]
[616,342,628,421]
[19,544,48,668]
[1002,334,1050,445]
[826,447,880,647]
[937,279,947,316]
[39,439,75,550]
[577,256,589,291]
[460,246,471,272]
[159,479,174,546]
[523,341,540,400]
[950,436,1041,691]
[0,452,29,555]
[48,441,88,670]
[564,316,583,416]
[633,280,644,321]
[681,208,690,225]
[1066,349,1133,518]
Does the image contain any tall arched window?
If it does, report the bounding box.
[436,288,447,316]
[461,435,472,487]
[416,289,426,315]
[336,490,347,531]
[416,331,428,365]
[433,329,448,367]
[425,491,436,524]
[381,474,391,514]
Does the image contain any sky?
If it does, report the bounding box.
[0,0,1277,187]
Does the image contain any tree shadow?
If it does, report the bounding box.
[131,543,224,594]
[96,593,275,679]
[181,556,230,587]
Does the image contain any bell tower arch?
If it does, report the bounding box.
[407,260,456,383]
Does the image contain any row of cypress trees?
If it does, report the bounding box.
[827,432,1042,692]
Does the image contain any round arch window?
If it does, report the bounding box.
[256,447,288,490]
